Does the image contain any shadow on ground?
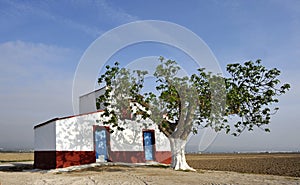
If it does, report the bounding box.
[0,162,33,172]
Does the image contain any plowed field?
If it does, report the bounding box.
[186,153,300,177]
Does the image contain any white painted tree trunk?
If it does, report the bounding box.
[169,137,196,171]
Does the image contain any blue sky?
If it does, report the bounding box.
[0,0,299,152]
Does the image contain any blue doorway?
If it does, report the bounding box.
[94,127,109,162]
[143,131,155,161]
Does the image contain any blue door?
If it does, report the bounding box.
[143,131,155,161]
[95,129,108,161]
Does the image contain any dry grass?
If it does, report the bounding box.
[0,152,33,163]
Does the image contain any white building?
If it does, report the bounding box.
[34,89,171,169]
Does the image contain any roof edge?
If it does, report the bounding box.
[33,110,104,129]
[79,87,105,98]
[34,118,59,129]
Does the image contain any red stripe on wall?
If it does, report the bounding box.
[155,151,172,164]
[56,151,96,168]
[110,151,171,164]
[34,151,56,169]
[110,151,145,163]
[34,150,171,169]
[34,151,96,169]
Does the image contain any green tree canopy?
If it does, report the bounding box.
[96,57,290,170]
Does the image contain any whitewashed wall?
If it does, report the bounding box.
[56,112,103,151]
[110,120,170,151]
[154,129,171,151]
[110,120,145,151]
[34,121,56,151]
[35,111,170,152]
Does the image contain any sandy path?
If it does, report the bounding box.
[0,166,300,185]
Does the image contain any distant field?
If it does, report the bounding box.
[0,152,33,163]
[186,153,300,177]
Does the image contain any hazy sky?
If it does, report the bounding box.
[0,0,299,152]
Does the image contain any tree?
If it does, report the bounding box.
[97,57,290,171]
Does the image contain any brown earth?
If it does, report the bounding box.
[186,153,300,177]
[1,165,300,185]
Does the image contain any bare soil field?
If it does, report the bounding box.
[186,153,300,177]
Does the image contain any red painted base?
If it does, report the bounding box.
[155,151,172,164]
[110,151,145,163]
[109,151,171,164]
[34,151,95,169]
[34,151,56,169]
[56,151,96,168]
[34,150,171,169]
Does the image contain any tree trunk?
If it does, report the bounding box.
[169,137,196,171]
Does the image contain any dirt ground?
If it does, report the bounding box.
[0,165,300,185]
[186,153,300,177]
[0,153,300,184]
